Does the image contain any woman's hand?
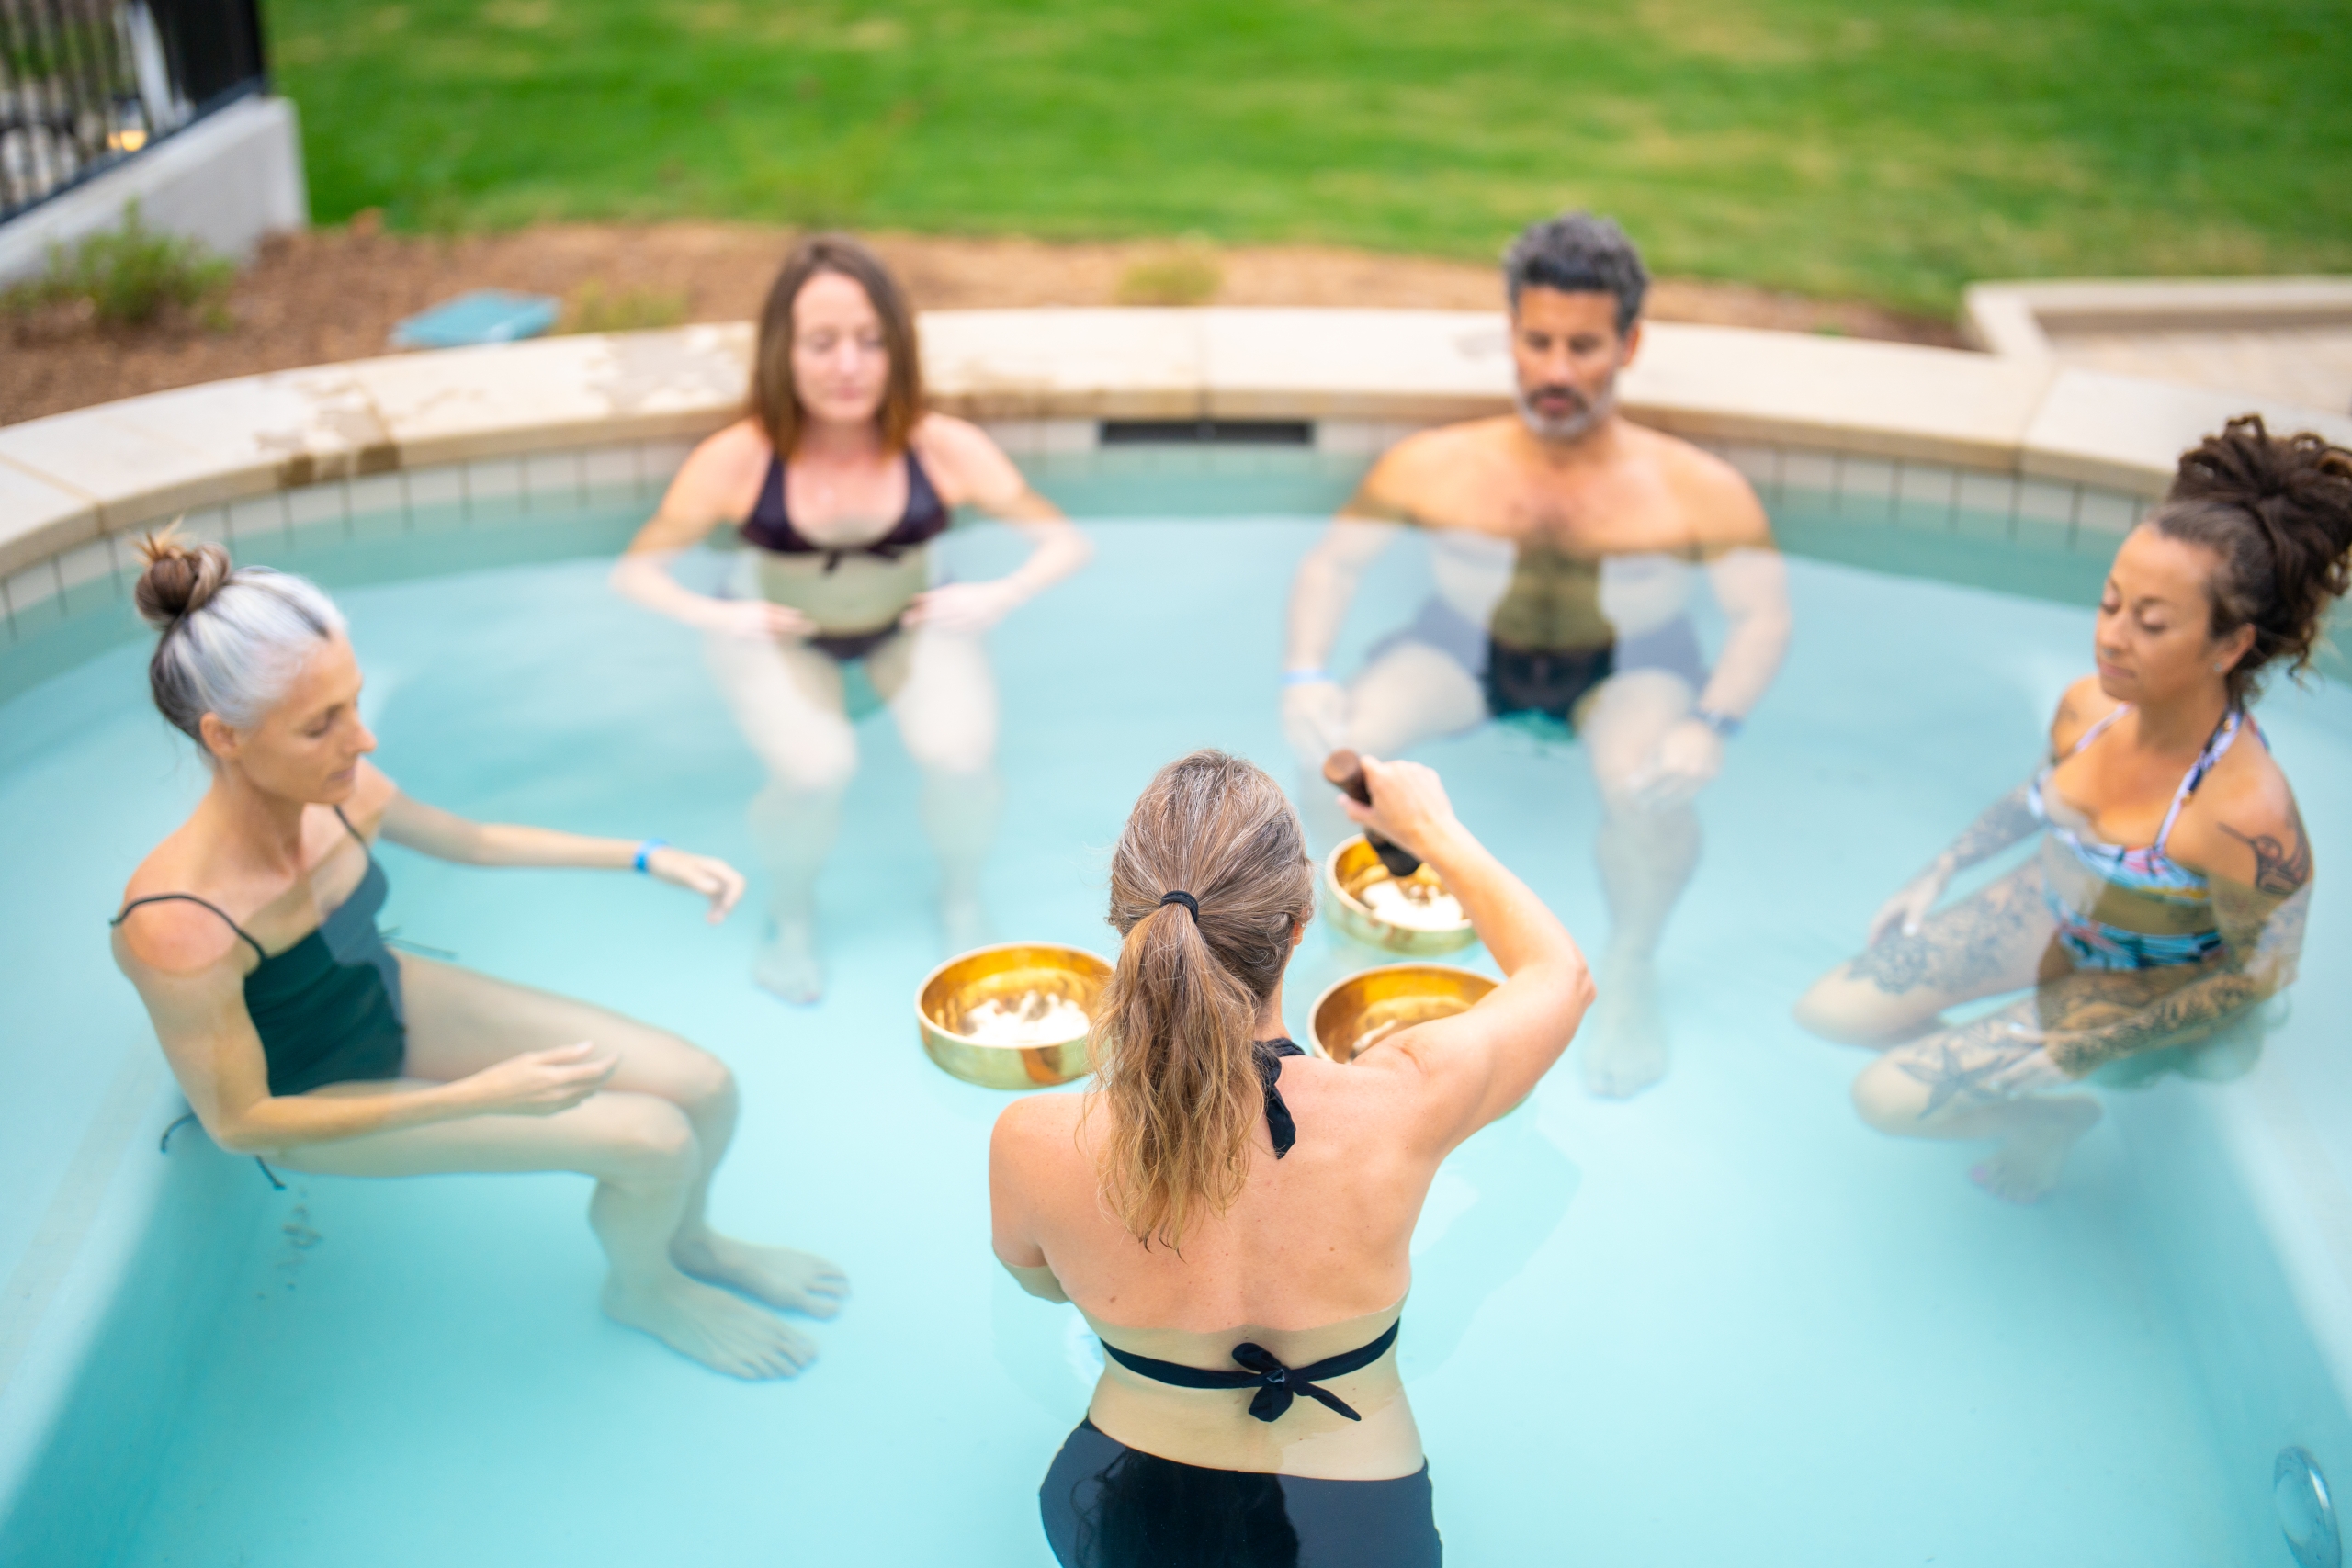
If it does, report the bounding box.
[902,580,1023,635]
[459,1043,617,1117]
[1342,755,1463,863]
[645,847,747,922]
[699,597,815,640]
[1867,865,1951,946]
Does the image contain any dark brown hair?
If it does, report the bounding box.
[1089,751,1315,1251]
[2150,413,2352,706]
[748,232,922,457]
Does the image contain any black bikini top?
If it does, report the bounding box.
[1255,1037,1305,1157]
[740,449,950,570]
[1098,1036,1405,1424]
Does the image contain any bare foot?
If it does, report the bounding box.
[941,891,992,955]
[1582,958,1668,1100]
[674,1233,850,1318]
[753,921,823,1005]
[602,1269,818,1379]
[1968,1099,2100,1203]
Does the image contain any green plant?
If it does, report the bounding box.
[564,279,691,333]
[1115,244,1224,307]
[4,203,233,327]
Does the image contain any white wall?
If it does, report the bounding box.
[0,96,308,287]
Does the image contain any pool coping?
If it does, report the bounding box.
[1962,275,2352,359]
[6,306,2352,581]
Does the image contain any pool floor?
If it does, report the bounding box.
[6,515,2345,1564]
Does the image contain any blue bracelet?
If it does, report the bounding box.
[1281,669,1333,687]
[633,839,667,874]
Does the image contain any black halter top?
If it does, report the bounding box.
[739,449,950,570]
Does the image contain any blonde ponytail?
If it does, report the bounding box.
[1091,751,1313,1250]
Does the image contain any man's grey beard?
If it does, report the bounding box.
[1514,380,1616,444]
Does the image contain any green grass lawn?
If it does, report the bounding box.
[266,0,2351,313]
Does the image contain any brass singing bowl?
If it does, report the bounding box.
[1323,836,1477,955]
[1309,963,1498,1065]
[915,942,1113,1089]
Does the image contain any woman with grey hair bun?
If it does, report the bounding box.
[110,533,845,1380]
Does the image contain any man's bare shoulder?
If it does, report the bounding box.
[1351,417,1516,519]
[1628,423,1773,547]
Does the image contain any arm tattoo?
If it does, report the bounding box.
[1942,783,2041,873]
[2219,801,2311,897]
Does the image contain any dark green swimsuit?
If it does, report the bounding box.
[113,807,408,1096]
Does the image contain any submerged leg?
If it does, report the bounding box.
[1577,670,1703,1099]
[277,1085,820,1378]
[397,957,851,1318]
[1849,1004,2101,1202]
[876,627,1004,952]
[1792,860,2058,1046]
[707,631,859,1002]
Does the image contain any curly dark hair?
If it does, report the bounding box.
[2150,413,2352,706]
[1501,211,1648,335]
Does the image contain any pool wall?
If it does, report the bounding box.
[3,310,2349,1560]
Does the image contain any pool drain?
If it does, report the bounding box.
[2276,1447,2340,1568]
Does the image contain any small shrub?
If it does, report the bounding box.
[2,203,233,328]
[1114,243,1223,307]
[565,279,691,333]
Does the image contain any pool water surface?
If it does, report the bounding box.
[3,508,2346,1565]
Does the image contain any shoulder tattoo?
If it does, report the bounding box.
[2219,800,2312,897]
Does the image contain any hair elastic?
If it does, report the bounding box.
[1159,890,1201,919]
[633,839,667,874]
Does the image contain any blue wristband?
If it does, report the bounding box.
[1694,708,1744,739]
[1282,669,1332,687]
[633,839,667,874]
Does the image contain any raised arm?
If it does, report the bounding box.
[1340,757,1594,1147]
[113,912,614,1155]
[902,414,1093,634]
[369,765,744,921]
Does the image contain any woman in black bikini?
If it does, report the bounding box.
[112,534,845,1380]
[613,233,1091,1002]
[990,750,1592,1566]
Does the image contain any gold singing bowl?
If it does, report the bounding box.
[1323,836,1477,956]
[1309,963,1498,1065]
[915,942,1114,1089]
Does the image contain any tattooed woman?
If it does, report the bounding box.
[1795,416,2349,1201]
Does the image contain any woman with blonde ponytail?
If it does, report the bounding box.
[992,750,1593,1566]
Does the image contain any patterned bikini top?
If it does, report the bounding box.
[2027,704,2257,905]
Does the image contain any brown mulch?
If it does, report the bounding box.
[0,220,1963,427]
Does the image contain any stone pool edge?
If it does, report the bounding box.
[6,308,2352,583]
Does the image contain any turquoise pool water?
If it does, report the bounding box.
[2,490,2347,1564]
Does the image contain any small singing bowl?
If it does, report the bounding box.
[915,942,1113,1090]
[1309,963,1498,1065]
[1323,836,1477,955]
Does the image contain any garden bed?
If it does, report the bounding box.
[1,220,1959,427]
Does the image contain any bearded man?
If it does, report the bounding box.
[1282,211,1792,1097]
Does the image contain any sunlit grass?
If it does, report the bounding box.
[265,0,2352,312]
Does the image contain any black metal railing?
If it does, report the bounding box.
[0,0,267,224]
